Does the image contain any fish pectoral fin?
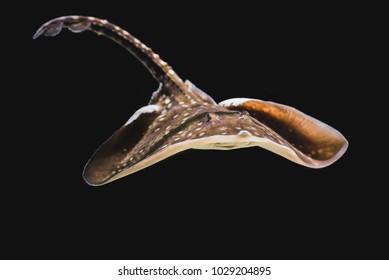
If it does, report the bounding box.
[83,104,161,186]
[219,98,348,167]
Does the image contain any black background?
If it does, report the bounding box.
[2,3,385,260]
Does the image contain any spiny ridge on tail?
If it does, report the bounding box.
[33,15,186,92]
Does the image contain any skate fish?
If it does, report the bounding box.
[34,16,348,186]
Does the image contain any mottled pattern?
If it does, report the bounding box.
[34,16,348,186]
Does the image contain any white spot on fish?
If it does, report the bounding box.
[125,105,161,126]
[237,130,252,137]
[219,98,252,107]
